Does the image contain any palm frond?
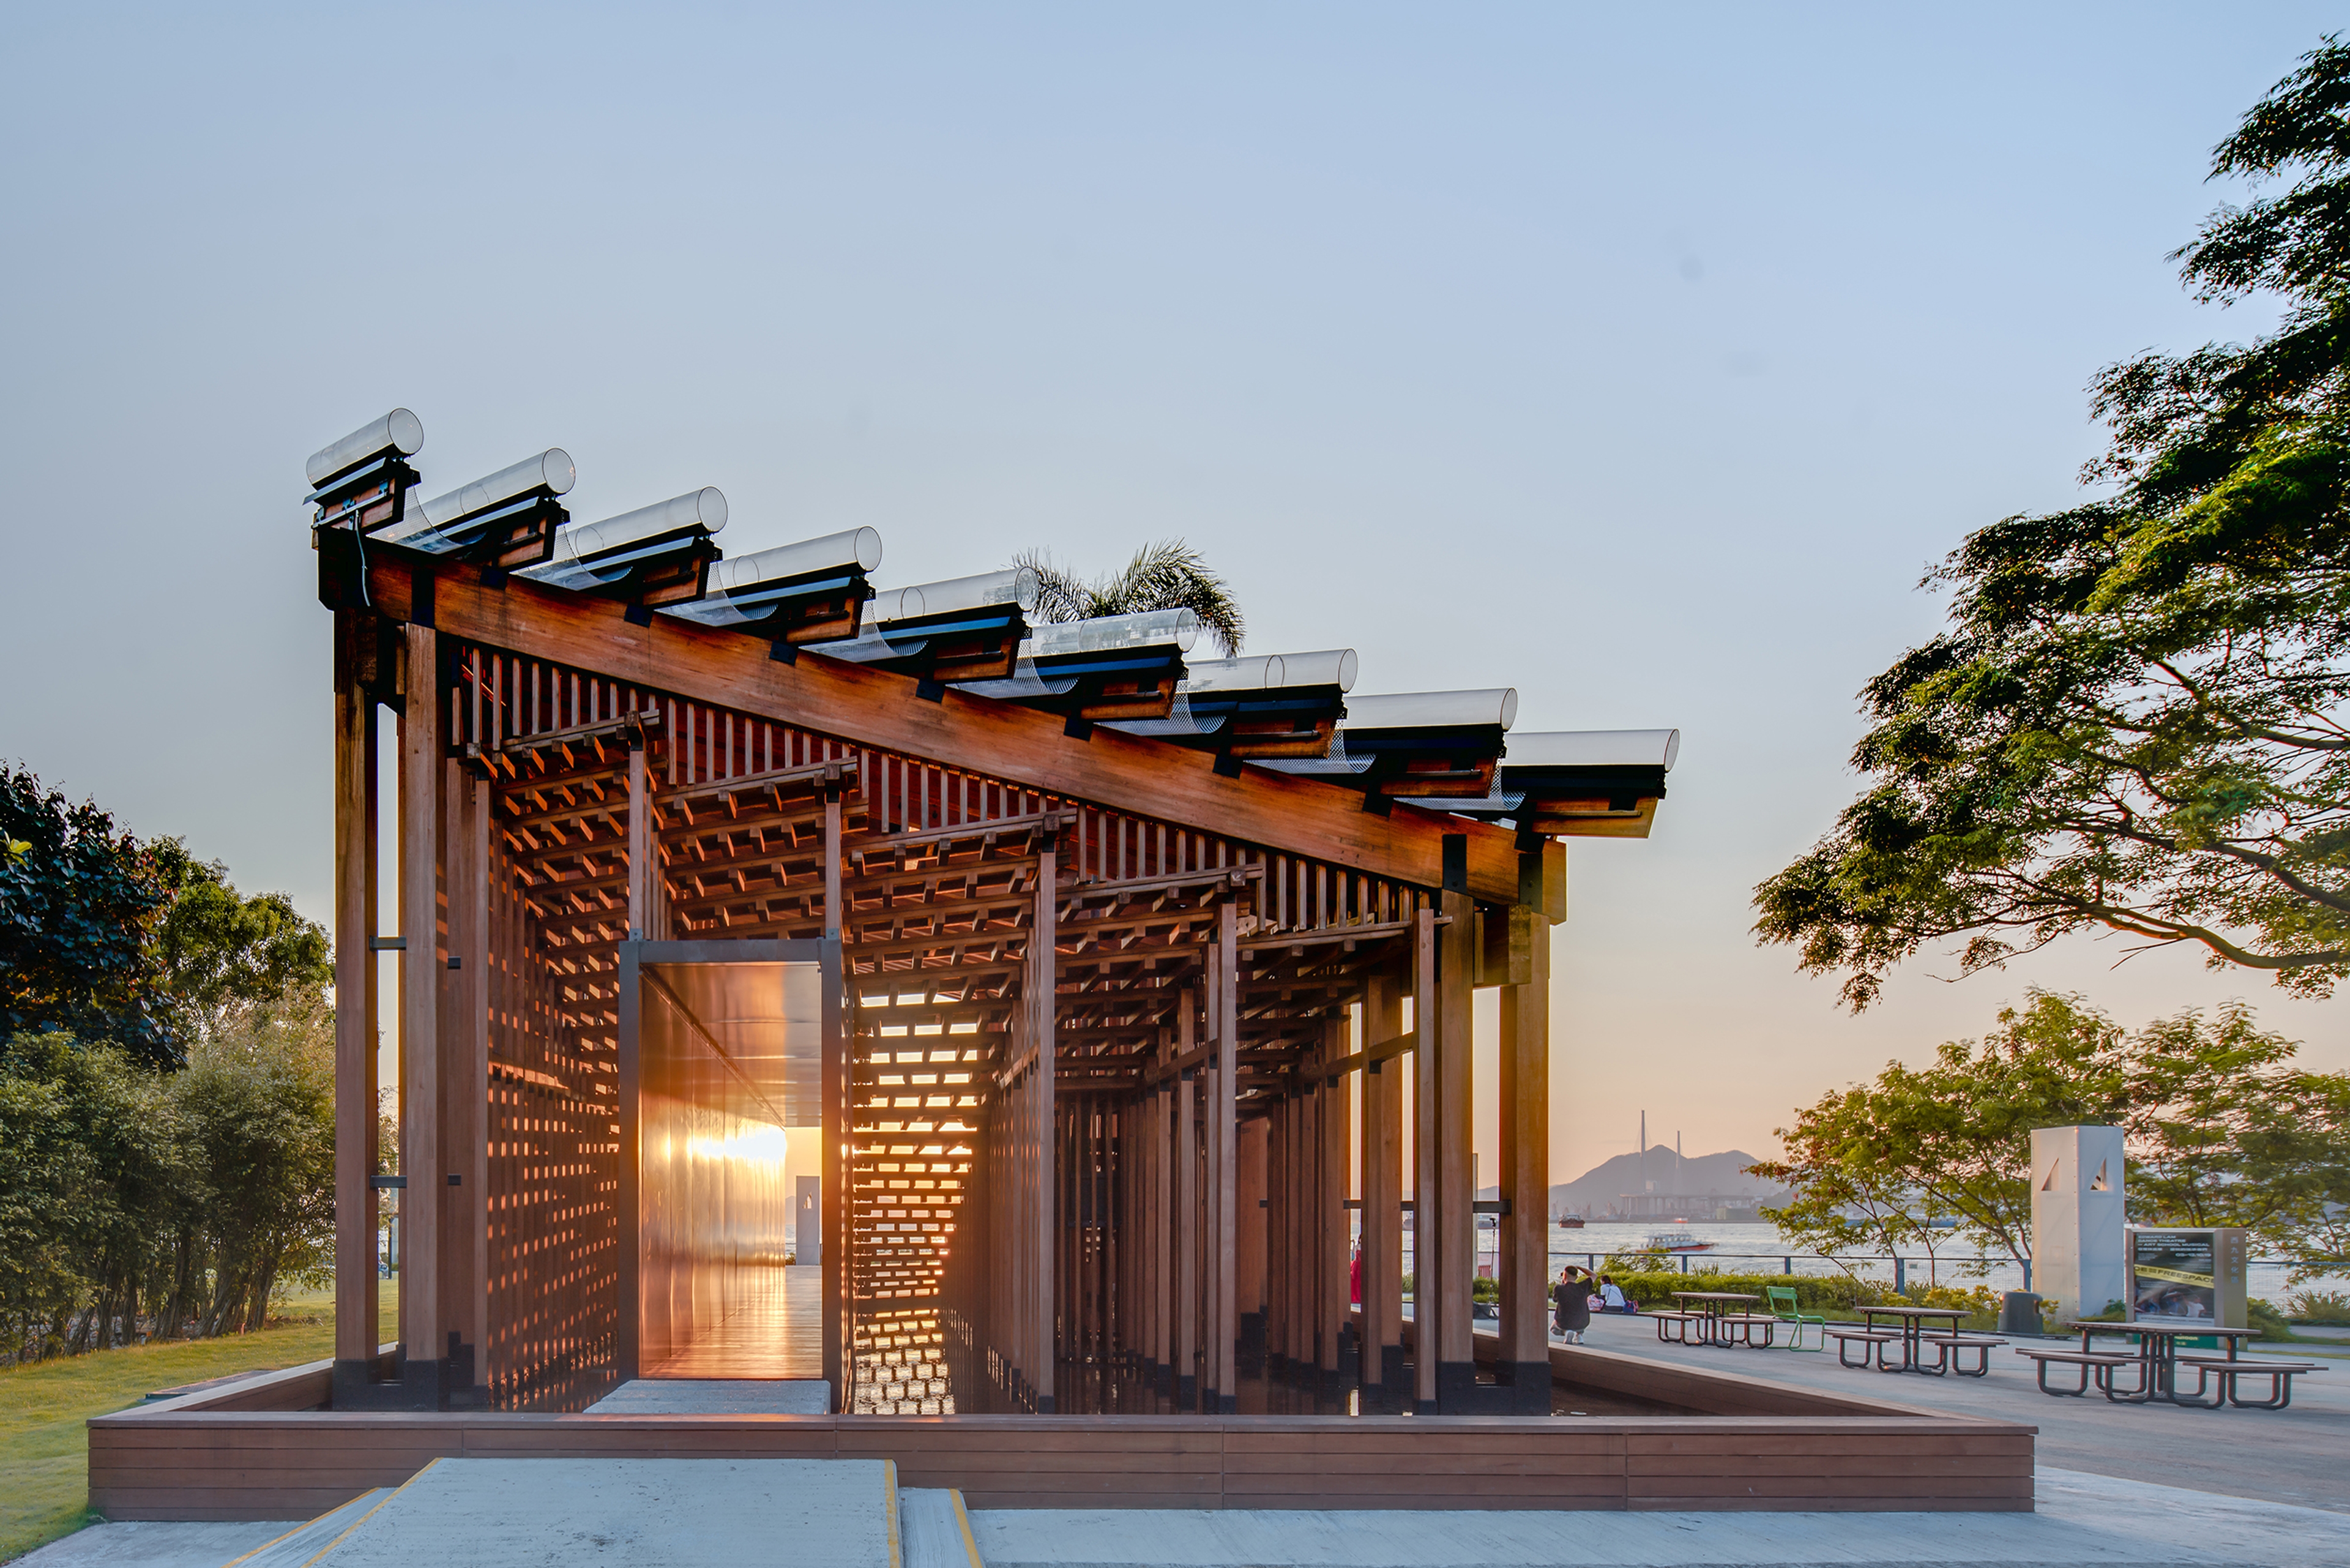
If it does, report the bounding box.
[1011,548,1096,627]
[1009,539,1245,656]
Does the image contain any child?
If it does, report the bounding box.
[1598,1275,1633,1315]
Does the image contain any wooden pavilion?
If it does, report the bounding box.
[310,410,1676,1421]
[81,413,2041,1521]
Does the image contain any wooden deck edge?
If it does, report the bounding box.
[88,1408,2034,1520]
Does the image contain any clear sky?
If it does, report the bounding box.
[5,4,2346,1179]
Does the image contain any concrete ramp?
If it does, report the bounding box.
[897,1488,983,1568]
[300,1458,898,1567]
[216,1490,390,1567]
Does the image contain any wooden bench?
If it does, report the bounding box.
[1824,1327,1898,1370]
[2014,1346,2141,1397]
[1920,1332,2007,1377]
[1719,1313,1780,1348]
[1647,1310,1703,1344]
[2178,1355,2327,1410]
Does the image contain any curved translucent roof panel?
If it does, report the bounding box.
[1027,608,1199,659]
[704,528,882,593]
[307,408,422,488]
[1179,649,1357,696]
[521,487,725,579]
[1341,688,1517,732]
[1105,693,1226,741]
[868,567,1039,624]
[1501,729,1680,772]
[380,450,576,550]
[810,627,901,664]
[952,658,1081,703]
[1256,754,1377,777]
[676,528,883,627]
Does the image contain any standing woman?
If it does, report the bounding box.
[1553,1266,1593,1344]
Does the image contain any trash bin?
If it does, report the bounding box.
[2000,1291,2043,1336]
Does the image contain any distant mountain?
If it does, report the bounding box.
[1521,1146,1786,1218]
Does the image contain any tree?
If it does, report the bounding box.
[1013,540,1246,657]
[1755,39,2350,1009]
[0,764,188,1069]
[1752,991,2350,1282]
[1753,994,2129,1277]
[167,990,337,1335]
[153,863,330,1043]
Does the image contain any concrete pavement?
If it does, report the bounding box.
[1554,1310,2350,1514]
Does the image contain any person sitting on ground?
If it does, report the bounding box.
[1598,1275,1634,1315]
[1553,1266,1594,1343]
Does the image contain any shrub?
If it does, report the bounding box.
[2288,1288,2350,1326]
[1594,1269,2007,1328]
[2247,1298,2301,1342]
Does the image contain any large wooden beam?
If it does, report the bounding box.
[330,624,378,1400]
[1319,1015,1349,1397]
[438,761,489,1408]
[1497,865,1552,1412]
[1410,908,1439,1414]
[1435,887,1477,1411]
[1032,848,1057,1412]
[368,563,1529,903]
[1174,992,1197,1410]
[1360,972,1403,1406]
[1213,900,1239,1413]
[398,622,443,1408]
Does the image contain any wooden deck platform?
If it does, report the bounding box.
[87,1350,2035,1519]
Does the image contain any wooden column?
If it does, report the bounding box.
[1436,884,1478,1410]
[1236,1113,1267,1378]
[1498,886,1552,1412]
[1264,1090,1287,1379]
[1033,846,1058,1411]
[1174,991,1196,1409]
[330,614,379,1401]
[1410,906,1439,1412]
[1319,1015,1348,1398]
[1360,973,1404,1406]
[397,620,443,1408]
[1212,898,1238,1413]
[626,742,649,939]
[821,786,845,1405]
[438,758,489,1406]
[1151,1029,1171,1393]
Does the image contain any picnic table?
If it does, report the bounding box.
[1855,1305,1972,1375]
[1660,1291,1774,1348]
[2016,1320,2319,1408]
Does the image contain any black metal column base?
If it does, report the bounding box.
[1034,1392,1056,1413]
[1176,1373,1196,1409]
[1437,1359,1510,1414]
[1380,1343,1408,1396]
[401,1355,447,1411]
[1498,1360,1553,1414]
[331,1359,403,1410]
[1217,1391,1236,1414]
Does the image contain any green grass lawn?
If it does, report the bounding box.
[0,1282,396,1564]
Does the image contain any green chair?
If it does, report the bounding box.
[1765,1285,1826,1351]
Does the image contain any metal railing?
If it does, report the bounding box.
[1553,1249,2346,1294]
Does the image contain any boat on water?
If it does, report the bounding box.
[1557,1214,1587,1229]
[1643,1230,1714,1255]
